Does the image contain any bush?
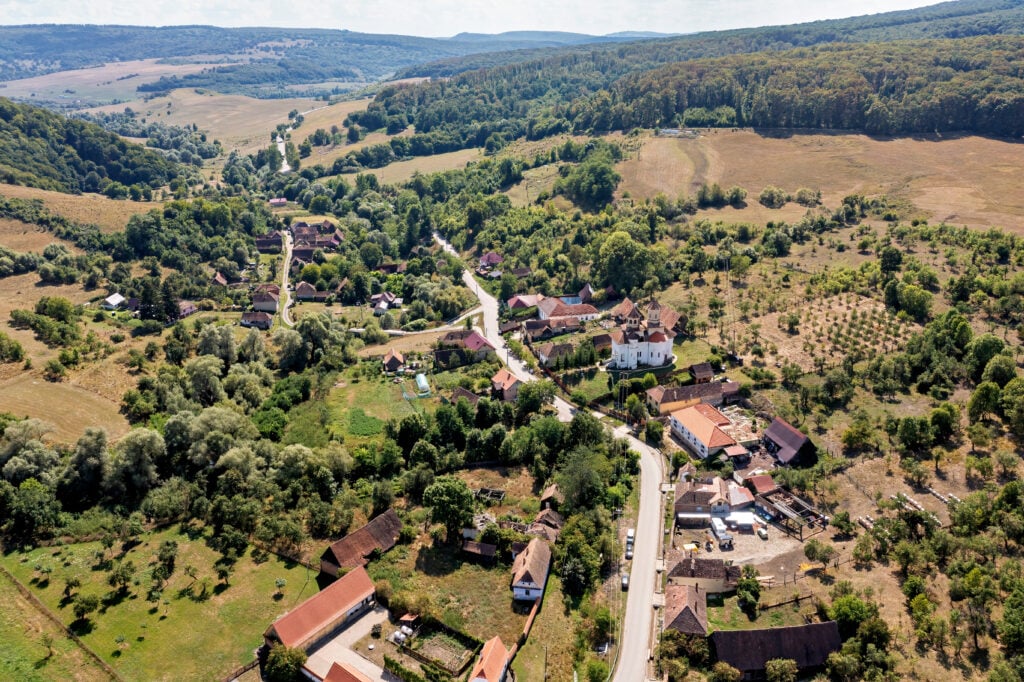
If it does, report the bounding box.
[758,186,790,209]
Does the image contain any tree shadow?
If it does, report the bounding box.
[69,618,94,636]
[213,583,230,596]
[414,543,461,577]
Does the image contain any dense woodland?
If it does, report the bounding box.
[0,98,188,194]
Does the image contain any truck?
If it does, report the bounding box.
[710,518,734,549]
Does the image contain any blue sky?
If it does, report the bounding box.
[1,1,938,36]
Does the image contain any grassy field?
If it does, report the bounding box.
[371,149,483,186]
[0,217,83,254]
[88,89,318,158]
[510,575,577,682]
[0,59,218,105]
[0,184,154,234]
[616,129,1024,232]
[0,526,318,682]
[0,569,113,682]
[368,537,529,647]
[357,330,449,359]
[0,373,129,443]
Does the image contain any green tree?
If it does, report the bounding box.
[423,477,474,542]
[597,230,653,294]
[968,381,1002,423]
[72,593,100,622]
[708,661,742,682]
[765,658,799,682]
[264,644,307,682]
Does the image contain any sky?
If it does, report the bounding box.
[0,0,940,37]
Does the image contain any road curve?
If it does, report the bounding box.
[435,230,665,680]
[280,231,295,327]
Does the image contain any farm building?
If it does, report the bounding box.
[709,621,842,680]
[269,197,287,207]
[264,566,375,651]
[666,556,741,595]
[253,291,280,313]
[763,417,816,466]
[756,487,826,540]
[669,405,737,460]
[540,483,563,510]
[241,311,273,330]
[664,585,708,636]
[479,251,504,268]
[535,342,574,367]
[320,509,403,577]
[255,230,283,252]
[304,661,373,682]
[211,271,228,287]
[462,540,498,565]
[510,538,550,601]
[645,380,740,415]
[451,386,481,407]
[101,293,125,310]
[689,362,715,383]
[469,636,510,682]
[177,301,198,319]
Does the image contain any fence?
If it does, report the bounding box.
[221,658,259,682]
[0,565,122,681]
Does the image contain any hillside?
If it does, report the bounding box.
[0,97,186,194]
[398,0,1024,79]
[0,25,653,102]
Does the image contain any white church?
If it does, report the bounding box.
[609,300,676,370]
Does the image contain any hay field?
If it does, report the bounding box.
[372,148,483,185]
[0,373,128,443]
[0,58,218,104]
[88,89,318,157]
[0,184,152,233]
[0,273,95,359]
[616,129,1024,232]
[0,218,81,253]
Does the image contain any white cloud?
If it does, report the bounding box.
[0,0,938,36]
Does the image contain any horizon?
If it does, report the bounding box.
[0,1,941,38]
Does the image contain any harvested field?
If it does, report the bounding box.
[0,373,128,443]
[616,129,1024,232]
[0,58,218,104]
[88,89,318,158]
[0,184,152,234]
[0,273,94,359]
[372,149,483,186]
[357,331,448,359]
[0,218,81,253]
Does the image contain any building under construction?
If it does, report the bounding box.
[755,488,826,540]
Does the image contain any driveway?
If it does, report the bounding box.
[304,606,393,681]
[280,231,295,327]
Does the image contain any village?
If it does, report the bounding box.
[244,245,867,682]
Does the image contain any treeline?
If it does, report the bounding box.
[359,33,1024,160]
[0,98,185,194]
[399,0,1024,79]
[75,110,222,166]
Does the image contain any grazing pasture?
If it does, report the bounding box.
[616,129,1024,232]
[0,184,153,234]
[0,373,129,443]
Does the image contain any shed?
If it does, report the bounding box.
[763,417,816,466]
[101,293,125,310]
[264,566,375,651]
[320,509,402,577]
[415,373,430,396]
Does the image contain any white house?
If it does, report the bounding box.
[669,404,737,460]
[609,300,676,370]
[469,636,510,682]
[510,538,550,601]
[101,293,125,310]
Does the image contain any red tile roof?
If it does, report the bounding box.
[671,406,737,450]
[322,661,372,682]
[664,584,708,636]
[469,636,509,682]
[266,566,374,649]
[748,474,778,495]
[321,509,403,571]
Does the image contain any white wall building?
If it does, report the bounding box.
[609,300,676,370]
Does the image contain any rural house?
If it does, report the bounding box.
[469,635,510,682]
[540,483,563,510]
[253,290,280,313]
[264,566,375,651]
[689,362,715,383]
[440,329,496,360]
[382,349,404,373]
[535,342,574,367]
[709,621,842,680]
[255,230,283,253]
[304,661,373,682]
[669,404,737,459]
[645,381,740,415]
[763,417,816,466]
[241,311,273,330]
[101,293,125,310]
[294,281,318,301]
[664,584,708,636]
[479,251,504,269]
[674,477,731,518]
[507,293,544,309]
[536,298,600,322]
[510,537,551,601]
[667,556,741,595]
[491,368,522,402]
[176,300,198,319]
[320,509,403,577]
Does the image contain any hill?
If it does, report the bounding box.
[397,0,1024,79]
[0,25,662,102]
[0,97,185,194]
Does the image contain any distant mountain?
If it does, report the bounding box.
[0,25,661,101]
[604,31,679,38]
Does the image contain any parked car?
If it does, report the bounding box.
[621,573,630,590]
[625,547,633,560]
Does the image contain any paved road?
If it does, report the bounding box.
[612,424,665,682]
[280,231,295,327]
[435,232,665,680]
[276,135,291,173]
